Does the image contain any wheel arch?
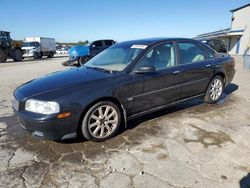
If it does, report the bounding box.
[213,71,226,85]
[77,96,127,133]
[205,71,226,94]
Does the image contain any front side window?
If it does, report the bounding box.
[23,42,39,47]
[92,41,103,47]
[138,43,176,70]
[178,42,205,64]
[84,42,145,71]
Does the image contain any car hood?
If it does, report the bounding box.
[15,67,116,99]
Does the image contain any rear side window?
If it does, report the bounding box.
[105,40,113,46]
[178,42,205,64]
[206,47,215,59]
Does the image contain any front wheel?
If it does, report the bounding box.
[0,49,7,63]
[81,101,121,142]
[204,76,224,104]
[78,56,89,66]
[13,49,23,62]
[34,52,39,59]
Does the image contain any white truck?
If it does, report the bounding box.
[22,37,56,59]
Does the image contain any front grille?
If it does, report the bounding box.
[13,97,20,111]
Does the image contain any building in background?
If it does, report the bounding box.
[195,3,250,56]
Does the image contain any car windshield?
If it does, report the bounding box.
[84,43,146,71]
[23,42,37,47]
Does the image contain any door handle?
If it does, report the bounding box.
[172,70,181,75]
[206,64,212,68]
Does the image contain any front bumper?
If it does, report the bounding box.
[14,110,78,140]
[23,53,34,58]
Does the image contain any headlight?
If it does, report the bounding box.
[25,99,60,114]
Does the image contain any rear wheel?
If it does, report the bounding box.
[13,49,23,62]
[0,49,7,63]
[81,101,121,142]
[47,52,54,58]
[78,56,89,66]
[204,76,224,103]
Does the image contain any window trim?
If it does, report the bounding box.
[197,42,216,60]
[132,41,178,72]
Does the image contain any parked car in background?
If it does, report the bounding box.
[203,39,227,53]
[13,38,235,142]
[63,39,115,66]
[22,37,56,59]
[56,47,69,55]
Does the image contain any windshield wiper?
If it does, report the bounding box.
[85,66,113,73]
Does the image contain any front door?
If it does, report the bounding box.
[132,42,182,114]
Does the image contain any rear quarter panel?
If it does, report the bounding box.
[214,54,235,86]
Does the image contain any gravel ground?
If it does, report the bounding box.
[0,55,250,188]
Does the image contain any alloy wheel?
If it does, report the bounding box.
[209,78,223,101]
[87,105,118,139]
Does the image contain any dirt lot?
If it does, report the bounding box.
[0,56,250,188]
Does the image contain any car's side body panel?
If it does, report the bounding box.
[132,67,182,114]
[180,61,214,98]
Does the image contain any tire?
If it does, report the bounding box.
[78,56,89,66]
[204,76,224,104]
[34,52,39,59]
[13,49,23,62]
[0,49,7,63]
[38,52,43,59]
[81,101,121,142]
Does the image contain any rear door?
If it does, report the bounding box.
[132,42,182,113]
[177,41,214,99]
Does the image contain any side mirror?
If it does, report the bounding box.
[91,44,96,48]
[134,65,156,74]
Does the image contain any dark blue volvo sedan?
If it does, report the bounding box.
[13,38,235,142]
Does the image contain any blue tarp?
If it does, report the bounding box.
[68,45,90,59]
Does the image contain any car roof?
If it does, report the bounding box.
[118,37,195,46]
[91,39,115,43]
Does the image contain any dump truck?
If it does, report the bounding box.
[22,37,56,59]
[0,31,23,63]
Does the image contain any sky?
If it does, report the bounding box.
[1,0,250,42]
